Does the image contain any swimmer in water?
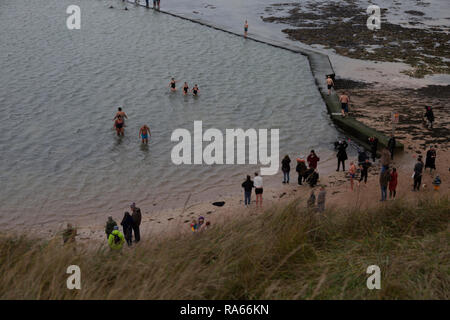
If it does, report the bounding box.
[182,82,189,96]
[244,20,248,37]
[139,125,151,144]
[169,78,178,92]
[114,115,125,137]
[114,107,128,127]
[191,84,199,96]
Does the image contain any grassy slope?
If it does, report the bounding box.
[0,196,448,299]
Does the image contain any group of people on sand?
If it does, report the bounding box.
[241,172,264,207]
[113,107,151,144]
[104,202,142,250]
[169,78,200,96]
[190,216,211,233]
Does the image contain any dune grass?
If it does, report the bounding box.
[0,196,448,299]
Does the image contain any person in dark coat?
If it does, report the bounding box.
[130,202,142,243]
[241,175,254,206]
[120,212,134,246]
[425,146,437,173]
[357,148,368,166]
[306,169,319,188]
[281,155,291,184]
[424,106,434,129]
[295,158,307,185]
[387,135,396,160]
[307,150,320,169]
[368,137,378,162]
[334,140,348,171]
[413,156,424,191]
[105,216,117,240]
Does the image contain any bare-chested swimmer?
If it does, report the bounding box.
[191,84,199,96]
[139,125,151,144]
[339,92,350,117]
[114,107,128,127]
[326,76,334,95]
[182,82,189,96]
[114,115,125,137]
[169,78,178,92]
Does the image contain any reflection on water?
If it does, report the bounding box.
[0,0,338,228]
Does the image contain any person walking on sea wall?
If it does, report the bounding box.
[130,203,142,243]
[413,156,424,191]
[388,135,396,160]
[334,140,348,172]
[254,172,263,208]
[296,158,307,185]
[241,175,254,207]
[281,155,291,184]
[326,76,334,96]
[120,212,134,246]
[317,186,326,212]
[389,167,398,199]
[425,145,437,174]
[108,226,125,250]
[379,167,391,202]
[307,150,320,170]
[105,216,117,240]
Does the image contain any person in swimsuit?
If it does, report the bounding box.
[191,84,199,96]
[349,161,356,191]
[114,115,124,137]
[114,107,128,126]
[182,82,189,96]
[139,125,151,144]
[244,20,248,37]
[326,76,334,95]
[169,78,178,92]
[339,92,350,117]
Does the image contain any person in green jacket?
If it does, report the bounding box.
[108,226,125,250]
[105,216,117,239]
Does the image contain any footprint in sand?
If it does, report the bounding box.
[168,218,174,221]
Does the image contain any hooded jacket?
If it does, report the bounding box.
[108,230,125,250]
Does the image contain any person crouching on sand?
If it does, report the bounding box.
[339,92,350,117]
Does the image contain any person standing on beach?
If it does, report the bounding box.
[139,125,151,144]
[388,135,396,160]
[326,76,334,95]
[130,203,142,243]
[359,159,371,185]
[379,167,391,202]
[425,145,437,174]
[335,140,348,172]
[380,148,391,173]
[307,150,320,170]
[281,155,291,184]
[317,186,326,212]
[424,106,434,129]
[368,137,378,162]
[120,212,133,246]
[244,20,249,37]
[254,172,263,207]
[105,216,117,240]
[389,167,398,199]
[349,162,357,191]
[413,156,424,191]
[108,226,125,250]
[339,92,350,117]
[241,175,254,207]
[296,158,307,185]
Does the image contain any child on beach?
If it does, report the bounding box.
[348,162,356,191]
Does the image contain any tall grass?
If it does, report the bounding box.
[0,196,448,299]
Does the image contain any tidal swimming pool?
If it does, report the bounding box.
[0,0,338,229]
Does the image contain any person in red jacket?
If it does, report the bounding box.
[307,150,320,169]
[389,167,398,199]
